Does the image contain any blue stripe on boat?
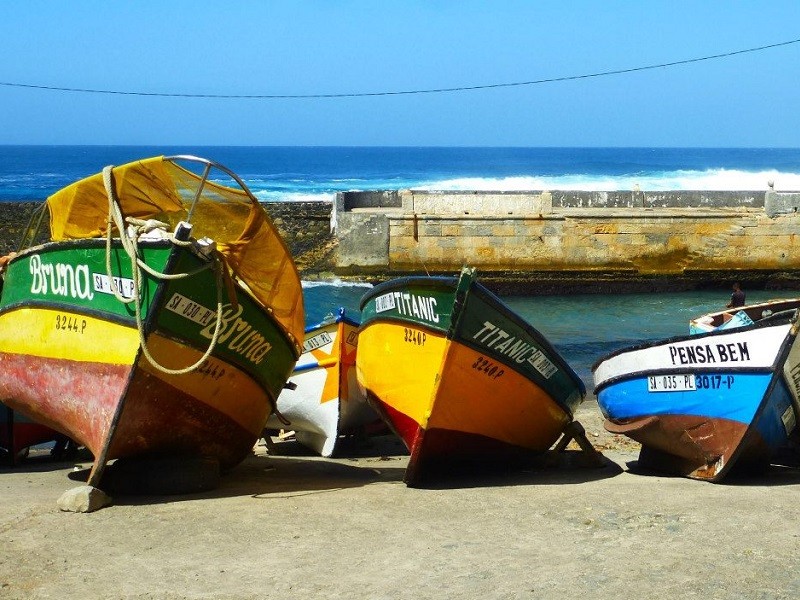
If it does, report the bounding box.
[292,361,322,374]
[597,372,772,425]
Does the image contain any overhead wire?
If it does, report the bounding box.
[0,37,798,99]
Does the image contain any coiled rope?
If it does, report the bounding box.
[102,165,227,375]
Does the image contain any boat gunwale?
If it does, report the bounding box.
[358,275,458,311]
[690,298,800,329]
[8,236,174,266]
[304,307,360,332]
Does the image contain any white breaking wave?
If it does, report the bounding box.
[244,168,800,201]
[302,279,372,289]
[415,169,800,192]
[253,190,336,203]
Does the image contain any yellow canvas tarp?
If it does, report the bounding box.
[46,156,304,345]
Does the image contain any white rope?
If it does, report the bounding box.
[104,173,136,304]
[102,166,227,375]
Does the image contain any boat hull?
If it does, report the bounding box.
[689,298,800,334]
[593,321,799,480]
[266,312,377,456]
[0,240,298,484]
[357,268,585,485]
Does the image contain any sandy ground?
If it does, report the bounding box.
[2,401,800,600]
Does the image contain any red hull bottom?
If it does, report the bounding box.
[366,394,422,454]
[368,394,558,486]
[0,352,129,457]
[605,414,760,480]
[0,352,261,479]
[107,369,258,470]
[405,427,550,486]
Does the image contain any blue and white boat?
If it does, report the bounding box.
[593,310,800,481]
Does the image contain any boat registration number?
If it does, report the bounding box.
[303,331,332,352]
[165,293,216,326]
[647,374,696,393]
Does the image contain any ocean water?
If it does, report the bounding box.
[3,145,799,390]
[1,146,800,202]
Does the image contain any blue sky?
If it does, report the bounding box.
[1,1,799,146]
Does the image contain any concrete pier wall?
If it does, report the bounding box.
[333,189,800,292]
[2,194,797,294]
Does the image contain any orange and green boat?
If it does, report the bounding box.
[356,267,586,485]
[0,155,304,488]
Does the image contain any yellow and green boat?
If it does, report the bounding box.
[356,267,586,485]
[0,156,304,488]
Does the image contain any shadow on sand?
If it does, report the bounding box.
[408,450,623,491]
[266,432,625,490]
[622,455,800,487]
[55,433,627,505]
[65,454,407,506]
[60,435,409,506]
[0,445,92,474]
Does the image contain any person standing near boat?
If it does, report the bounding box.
[726,282,745,309]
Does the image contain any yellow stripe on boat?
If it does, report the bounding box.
[138,334,271,436]
[0,307,139,364]
[356,321,448,428]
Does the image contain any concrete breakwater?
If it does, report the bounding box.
[334,188,800,294]
[3,190,800,295]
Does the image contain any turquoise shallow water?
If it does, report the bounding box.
[302,282,792,391]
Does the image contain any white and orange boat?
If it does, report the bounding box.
[266,308,380,456]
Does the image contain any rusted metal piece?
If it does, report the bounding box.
[604,414,753,480]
